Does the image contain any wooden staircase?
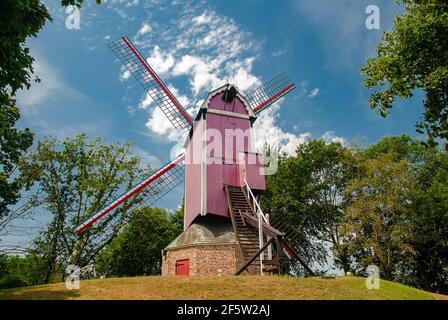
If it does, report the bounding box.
[225,185,282,275]
[225,185,315,276]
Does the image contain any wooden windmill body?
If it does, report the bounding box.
[76,36,314,277]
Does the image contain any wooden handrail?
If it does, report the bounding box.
[240,211,284,238]
[225,186,241,244]
[243,178,268,224]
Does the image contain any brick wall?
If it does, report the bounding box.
[162,244,253,276]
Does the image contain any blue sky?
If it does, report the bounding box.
[6,0,425,252]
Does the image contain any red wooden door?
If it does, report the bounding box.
[175,259,190,276]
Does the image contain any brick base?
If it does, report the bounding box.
[162,243,246,276]
[161,215,262,276]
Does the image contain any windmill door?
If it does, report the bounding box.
[175,259,190,276]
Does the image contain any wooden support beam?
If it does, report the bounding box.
[240,211,284,238]
[235,238,275,275]
[284,243,315,276]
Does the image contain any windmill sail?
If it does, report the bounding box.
[246,73,295,114]
[75,154,185,235]
[108,37,193,137]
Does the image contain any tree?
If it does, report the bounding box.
[412,149,448,293]
[96,207,182,277]
[341,152,417,281]
[0,0,51,220]
[0,252,48,288]
[19,134,148,282]
[361,0,448,148]
[261,140,355,273]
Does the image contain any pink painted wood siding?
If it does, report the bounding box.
[204,93,252,218]
[206,113,251,162]
[239,152,266,191]
[206,160,228,217]
[184,90,265,226]
[207,92,248,115]
[184,119,203,229]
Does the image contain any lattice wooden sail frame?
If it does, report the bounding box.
[75,154,185,236]
[246,73,296,114]
[108,36,193,137]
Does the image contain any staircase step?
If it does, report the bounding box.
[263,259,280,266]
[262,265,278,273]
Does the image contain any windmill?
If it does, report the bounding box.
[75,36,314,276]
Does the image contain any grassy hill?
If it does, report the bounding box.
[0,276,446,300]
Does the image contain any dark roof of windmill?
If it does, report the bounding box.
[164,215,236,250]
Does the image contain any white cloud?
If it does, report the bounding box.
[146,45,175,76]
[173,55,223,95]
[145,107,181,141]
[253,100,310,156]
[137,22,151,36]
[167,85,189,107]
[138,90,156,109]
[192,12,213,25]
[119,65,131,82]
[321,131,347,145]
[271,50,287,58]
[308,88,320,98]
[133,6,259,98]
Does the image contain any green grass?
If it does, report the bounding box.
[0,276,446,300]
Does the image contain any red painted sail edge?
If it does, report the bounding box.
[121,36,193,127]
[75,154,184,235]
[252,83,295,114]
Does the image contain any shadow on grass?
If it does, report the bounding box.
[0,287,81,300]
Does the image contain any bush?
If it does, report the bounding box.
[0,274,28,289]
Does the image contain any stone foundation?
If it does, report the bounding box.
[162,243,245,276]
[161,215,261,276]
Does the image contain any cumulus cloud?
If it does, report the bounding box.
[253,100,310,156]
[321,131,347,145]
[134,6,259,97]
[146,45,175,76]
[145,107,180,140]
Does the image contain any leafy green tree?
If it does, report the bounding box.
[19,134,148,282]
[361,134,426,164]
[341,152,417,281]
[412,149,448,293]
[96,207,182,277]
[362,0,448,148]
[261,140,355,273]
[0,252,48,288]
[0,0,51,220]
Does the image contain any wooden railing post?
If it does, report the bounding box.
[258,211,264,275]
